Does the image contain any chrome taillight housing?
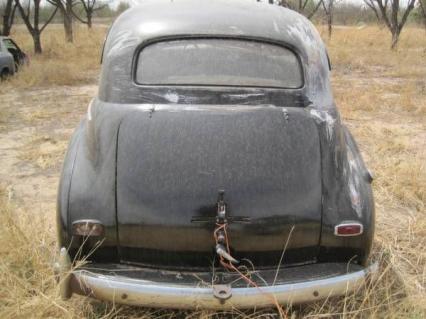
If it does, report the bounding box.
[72,219,104,236]
[334,222,363,237]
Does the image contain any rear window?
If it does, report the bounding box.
[136,39,303,89]
[2,39,18,50]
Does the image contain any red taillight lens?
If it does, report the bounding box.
[72,220,104,236]
[334,222,363,236]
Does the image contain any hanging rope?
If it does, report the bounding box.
[213,222,287,318]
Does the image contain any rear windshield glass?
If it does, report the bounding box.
[2,39,18,50]
[136,39,303,88]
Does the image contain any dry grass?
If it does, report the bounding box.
[0,24,425,318]
[0,107,11,128]
[18,135,68,170]
[1,24,106,89]
[0,188,114,318]
[320,24,426,316]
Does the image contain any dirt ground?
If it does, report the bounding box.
[0,83,97,213]
[0,25,425,318]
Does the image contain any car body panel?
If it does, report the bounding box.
[57,0,375,308]
[0,37,15,76]
[59,99,374,267]
[116,106,322,267]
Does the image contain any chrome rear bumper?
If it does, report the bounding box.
[57,249,377,309]
[72,265,376,309]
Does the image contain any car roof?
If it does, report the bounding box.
[105,0,323,59]
[100,0,333,107]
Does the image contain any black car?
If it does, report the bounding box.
[55,0,376,309]
[0,36,28,78]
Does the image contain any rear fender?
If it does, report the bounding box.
[57,100,122,262]
[318,120,374,265]
[57,121,84,248]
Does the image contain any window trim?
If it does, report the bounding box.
[132,35,306,90]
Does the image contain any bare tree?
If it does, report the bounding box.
[15,0,58,53]
[47,0,74,42]
[279,0,324,20]
[322,0,335,38]
[364,0,382,22]
[363,0,418,49]
[72,0,108,28]
[1,0,17,35]
[419,0,426,29]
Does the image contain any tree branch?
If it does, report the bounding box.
[391,0,399,30]
[25,0,30,18]
[375,0,392,31]
[307,0,323,19]
[10,2,18,26]
[93,3,108,11]
[79,0,89,11]
[363,0,381,22]
[40,5,58,32]
[322,0,328,13]
[70,8,88,23]
[398,0,416,31]
[419,0,426,29]
[14,0,33,32]
[47,0,65,12]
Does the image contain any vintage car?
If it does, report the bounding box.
[0,36,28,79]
[56,0,376,309]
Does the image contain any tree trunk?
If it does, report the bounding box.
[33,31,42,54]
[390,29,400,50]
[420,0,426,30]
[63,14,73,42]
[63,0,73,43]
[87,11,92,29]
[2,0,15,36]
[327,13,333,39]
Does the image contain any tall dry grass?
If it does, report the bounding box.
[2,24,106,88]
[322,25,426,316]
[0,24,425,318]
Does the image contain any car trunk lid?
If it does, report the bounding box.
[116,105,322,269]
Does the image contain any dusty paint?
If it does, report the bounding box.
[164,92,179,103]
[309,109,336,140]
[57,1,375,307]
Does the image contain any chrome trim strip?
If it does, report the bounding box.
[71,263,378,309]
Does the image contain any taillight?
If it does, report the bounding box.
[72,219,104,236]
[334,222,363,237]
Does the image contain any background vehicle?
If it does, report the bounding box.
[0,36,28,79]
[56,0,375,309]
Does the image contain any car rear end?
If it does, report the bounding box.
[56,1,375,308]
